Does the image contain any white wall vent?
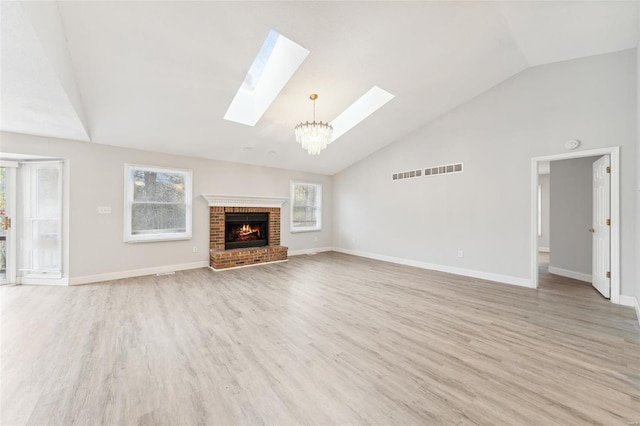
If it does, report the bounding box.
[392,163,463,181]
[392,169,422,180]
[424,163,463,176]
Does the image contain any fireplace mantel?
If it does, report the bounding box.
[201,194,288,208]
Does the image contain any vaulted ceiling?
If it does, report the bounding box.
[2,1,638,175]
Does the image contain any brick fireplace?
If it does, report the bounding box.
[202,194,288,270]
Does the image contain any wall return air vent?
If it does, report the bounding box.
[393,163,463,181]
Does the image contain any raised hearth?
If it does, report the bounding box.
[203,194,288,270]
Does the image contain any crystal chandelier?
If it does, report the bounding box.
[294,94,333,155]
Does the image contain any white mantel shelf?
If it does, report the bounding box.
[201,194,288,208]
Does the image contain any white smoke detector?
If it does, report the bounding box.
[565,139,580,150]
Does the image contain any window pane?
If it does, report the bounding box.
[31,220,61,271]
[132,170,185,203]
[132,203,186,234]
[37,167,60,218]
[125,165,192,242]
[0,239,5,281]
[292,183,320,229]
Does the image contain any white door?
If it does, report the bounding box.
[21,161,63,279]
[0,162,18,285]
[591,155,610,298]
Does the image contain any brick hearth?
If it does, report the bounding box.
[209,206,288,269]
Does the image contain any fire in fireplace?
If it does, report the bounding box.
[225,213,268,249]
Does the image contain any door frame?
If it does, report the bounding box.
[1,160,18,284]
[530,146,620,304]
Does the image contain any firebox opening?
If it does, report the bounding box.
[225,213,268,249]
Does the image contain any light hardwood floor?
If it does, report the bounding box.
[2,252,639,425]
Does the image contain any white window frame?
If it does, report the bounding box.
[124,164,192,243]
[290,181,322,233]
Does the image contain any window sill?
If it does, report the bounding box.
[290,228,322,233]
[125,233,192,243]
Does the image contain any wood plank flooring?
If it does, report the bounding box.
[2,252,639,425]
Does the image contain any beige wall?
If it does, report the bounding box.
[333,49,637,295]
[636,43,640,304]
[1,131,333,281]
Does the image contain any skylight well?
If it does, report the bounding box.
[224,30,309,126]
[330,86,395,142]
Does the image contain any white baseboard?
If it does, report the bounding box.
[547,266,591,283]
[18,276,69,286]
[288,247,333,256]
[332,247,533,288]
[619,295,637,307]
[619,295,640,326]
[538,247,550,253]
[69,261,209,285]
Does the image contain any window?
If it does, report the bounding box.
[21,161,63,278]
[124,164,192,242]
[290,181,321,232]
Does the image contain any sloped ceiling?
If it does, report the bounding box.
[1,1,90,142]
[1,1,638,175]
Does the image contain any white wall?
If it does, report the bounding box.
[549,157,599,279]
[0,131,333,282]
[538,173,550,251]
[333,49,637,295]
[636,43,640,305]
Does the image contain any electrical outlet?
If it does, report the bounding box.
[314,236,318,242]
[98,206,111,214]
[457,250,464,258]
[192,246,198,253]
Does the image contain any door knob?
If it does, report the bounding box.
[588,228,595,233]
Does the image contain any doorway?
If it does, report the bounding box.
[538,155,609,297]
[530,147,620,304]
[0,154,69,286]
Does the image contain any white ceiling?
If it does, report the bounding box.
[1,1,638,175]
[1,1,90,142]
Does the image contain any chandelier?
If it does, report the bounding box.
[294,94,333,155]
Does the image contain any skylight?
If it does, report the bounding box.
[330,86,395,142]
[224,30,309,126]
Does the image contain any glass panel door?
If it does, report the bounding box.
[21,162,62,279]
[0,164,17,285]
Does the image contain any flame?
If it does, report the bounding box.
[234,223,261,240]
